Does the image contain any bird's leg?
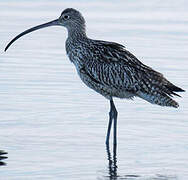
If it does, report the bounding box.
[111,99,118,146]
[106,104,113,145]
[106,99,114,145]
[106,98,118,146]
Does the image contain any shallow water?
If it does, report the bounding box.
[0,0,188,180]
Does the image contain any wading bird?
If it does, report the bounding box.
[5,8,184,146]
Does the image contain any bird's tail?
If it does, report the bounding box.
[138,91,179,108]
[137,82,185,108]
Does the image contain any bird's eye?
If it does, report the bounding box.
[64,15,70,20]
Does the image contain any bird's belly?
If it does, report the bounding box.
[78,69,135,100]
[77,70,110,98]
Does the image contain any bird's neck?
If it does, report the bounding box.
[67,25,87,41]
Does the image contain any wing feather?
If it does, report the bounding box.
[82,39,184,97]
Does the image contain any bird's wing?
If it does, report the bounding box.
[82,40,142,91]
[84,40,183,96]
[94,40,162,75]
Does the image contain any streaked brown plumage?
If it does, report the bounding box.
[5,8,185,146]
[66,37,184,108]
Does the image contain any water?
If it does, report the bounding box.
[0,0,188,179]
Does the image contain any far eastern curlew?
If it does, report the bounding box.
[5,8,185,146]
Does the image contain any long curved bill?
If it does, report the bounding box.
[5,19,60,52]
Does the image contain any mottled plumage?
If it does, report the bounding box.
[5,8,185,146]
[64,9,184,108]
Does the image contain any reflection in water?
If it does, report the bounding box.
[103,145,177,180]
[104,144,141,180]
[106,144,118,179]
[0,150,8,166]
[105,144,140,180]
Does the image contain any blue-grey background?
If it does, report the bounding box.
[0,0,188,179]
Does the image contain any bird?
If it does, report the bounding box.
[5,8,185,146]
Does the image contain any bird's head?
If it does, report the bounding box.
[4,8,86,51]
[58,8,85,30]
